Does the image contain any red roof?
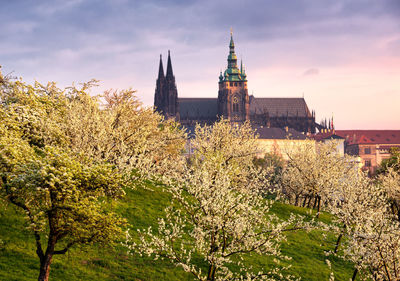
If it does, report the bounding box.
[335,130,400,145]
[310,130,344,141]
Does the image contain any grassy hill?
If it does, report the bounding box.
[0,183,356,280]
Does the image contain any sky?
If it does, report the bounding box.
[1,0,400,129]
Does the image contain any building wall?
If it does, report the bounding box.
[255,139,315,160]
[346,144,393,174]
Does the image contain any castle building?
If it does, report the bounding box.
[154,33,317,133]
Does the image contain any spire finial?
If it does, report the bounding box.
[158,53,164,79]
[166,50,174,78]
[230,27,233,36]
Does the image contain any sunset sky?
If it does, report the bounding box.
[1,0,399,129]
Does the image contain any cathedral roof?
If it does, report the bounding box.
[255,127,307,140]
[178,98,218,120]
[249,96,312,118]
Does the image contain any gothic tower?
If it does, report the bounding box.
[218,32,249,122]
[154,51,179,119]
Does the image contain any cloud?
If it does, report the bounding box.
[303,68,319,76]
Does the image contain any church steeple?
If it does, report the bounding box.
[218,31,249,123]
[166,50,174,79]
[158,54,165,79]
[154,51,178,120]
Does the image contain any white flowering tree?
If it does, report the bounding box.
[324,167,400,280]
[0,72,185,281]
[130,120,303,281]
[64,87,186,178]
[280,140,357,218]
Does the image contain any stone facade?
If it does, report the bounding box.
[154,33,318,134]
[334,130,400,174]
[154,51,179,119]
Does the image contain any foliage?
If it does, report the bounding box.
[253,152,284,187]
[279,140,358,217]
[0,184,356,281]
[129,120,306,281]
[376,147,400,175]
[0,71,185,280]
[324,166,400,280]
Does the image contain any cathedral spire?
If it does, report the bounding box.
[227,31,238,71]
[166,50,174,79]
[158,54,164,79]
[230,29,234,50]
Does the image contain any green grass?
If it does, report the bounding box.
[0,184,356,280]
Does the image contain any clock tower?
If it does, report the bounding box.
[218,31,249,122]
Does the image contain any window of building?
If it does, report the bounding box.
[364,147,371,154]
[364,160,371,167]
[230,82,232,87]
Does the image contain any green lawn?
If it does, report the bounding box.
[0,184,356,280]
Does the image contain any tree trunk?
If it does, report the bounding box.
[294,195,299,206]
[38,236,57,281]
[316,196,321,218]
[352,268,358,281]
[334,233,343,253]
[302,196,307,207]
[307,196,312,208]
[207,264,216,281]
[312,196,318,209]
[395,202,400,222]
[38,254,54,281]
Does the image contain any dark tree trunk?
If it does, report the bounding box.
[302,196,307,207]
[38,234,57,281]
[307,196,312,208]
[312,196,318,209]
[316,196,321,218]
[352,268,358,281]
[38,254,54,281]
[294,195,299,206]
[334,233,343,253]
[207,264,216,281]
[395,202,400,222]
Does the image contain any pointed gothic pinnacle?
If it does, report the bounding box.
[166,50,174,78]
[158,54,164,78]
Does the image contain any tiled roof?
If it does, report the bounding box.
[310,130,344,141]
[335,130,400,145]
[249,96,312,118]
[178,98,218,120]
[178,96,313,121]
[255,127,307,140]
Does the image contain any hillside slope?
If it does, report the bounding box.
[0,184,356,280]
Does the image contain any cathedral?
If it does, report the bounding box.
[154,33,318,134]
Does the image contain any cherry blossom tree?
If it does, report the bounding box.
[0,71,185,281]
[129,120,303,281]
[280,140,357,217]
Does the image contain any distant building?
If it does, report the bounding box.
[311,129,345,156]
[255,127,312,159]
[334,130,400,174]
[154,32,319,134]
